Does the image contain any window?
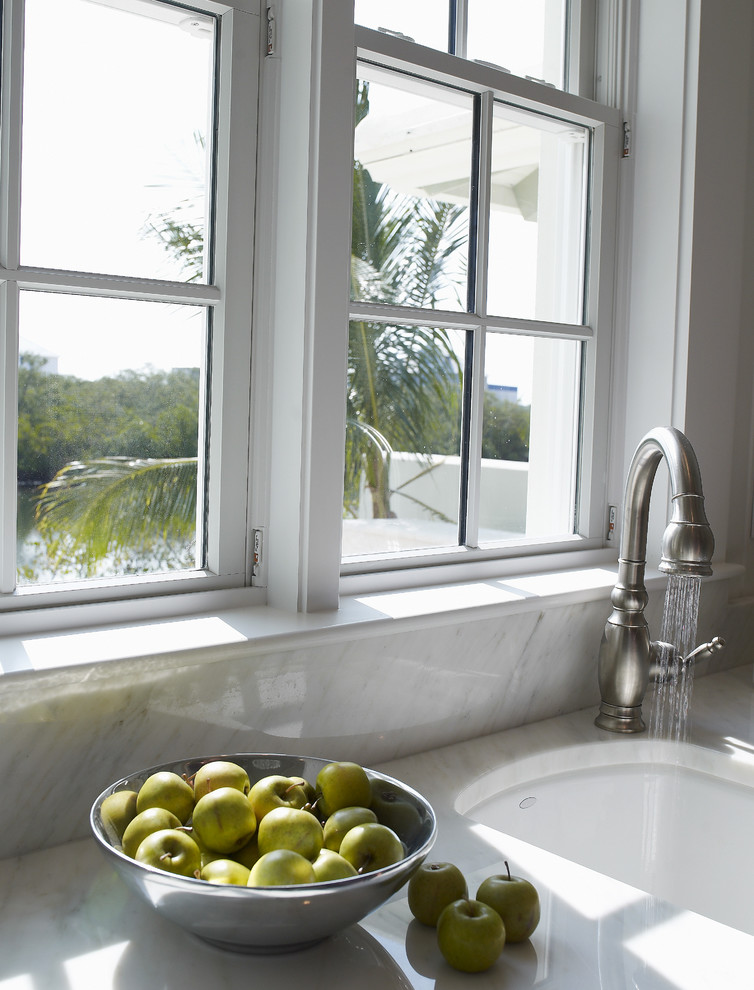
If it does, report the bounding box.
[1,0,621,625]
[1,0,260,606]
[343,8,621,572]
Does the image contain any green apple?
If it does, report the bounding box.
[193,760,250,801]
[248,849,317,887]
[192,786,257,854]
[257,806,324,861]
[338,822,404,875]
[135,828,202,878]
[436,899,506,973]
[100,790,138,844]
[232,834,261,870]
[136,771,195,824]
[408,861,468,927]
[312,848,358,882]
[315,761,372,818]
[194,838,227,869]
[122,807,183,859]
[200,858,251,886]
[476,862,541,942]
[369,779,424,844]
[291,775,317,807]
[323,805,378,851]
[248,774,309,822]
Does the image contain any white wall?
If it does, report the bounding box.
[354,452,529,534]
[618,0,754,589]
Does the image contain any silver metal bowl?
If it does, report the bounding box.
[90,753,436,953]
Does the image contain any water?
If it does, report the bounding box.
[641,573,702,934]
[647,574,702,742]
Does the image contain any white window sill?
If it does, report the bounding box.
[0,552,742,680]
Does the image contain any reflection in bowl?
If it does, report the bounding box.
[91,754,436,953]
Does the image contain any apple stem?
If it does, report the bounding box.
[505,860,511,881]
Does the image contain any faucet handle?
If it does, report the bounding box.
[682,635,725,665]
[649,635,725,682]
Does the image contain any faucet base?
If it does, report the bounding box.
[595,703,645,733]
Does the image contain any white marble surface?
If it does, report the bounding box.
[1,664,753,989]
[0,569,743,862]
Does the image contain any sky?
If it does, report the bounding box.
[19,0,213,379]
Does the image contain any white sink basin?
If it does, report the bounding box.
[456,738,754,935]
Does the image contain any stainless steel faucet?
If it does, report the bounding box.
[595,427,715,733]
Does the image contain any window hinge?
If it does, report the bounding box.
[266,4,276,56]
[622,120,631,158]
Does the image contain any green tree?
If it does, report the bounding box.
[18,361,200,580]
[482,393,530,461]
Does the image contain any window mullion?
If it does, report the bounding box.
[451,0,468,58]
[5,267,222,306]
[0,0,24,270]
[204,4,258,579]
[0,0,25,593]
[0,282,19,594]
[461,90,493,549]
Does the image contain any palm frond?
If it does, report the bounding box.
[34,457,198,563]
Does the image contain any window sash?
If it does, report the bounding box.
[343,27,621,576]
[0,0,261,606]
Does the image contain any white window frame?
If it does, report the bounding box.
[335,25,622,588]
[0,0,623,628]
[0,0,264,613]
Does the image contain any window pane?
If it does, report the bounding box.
[17,292,206,585]
[352,67,473,312]
[467,0,567,88]
[355,0,450,51]
[486,104,588,323]
[479,332,580,543]
[20,0,215,281]
[343,322,464,556]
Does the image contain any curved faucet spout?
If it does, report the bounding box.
[595,427,714,733]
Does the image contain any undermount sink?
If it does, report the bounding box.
[455,738,754,936]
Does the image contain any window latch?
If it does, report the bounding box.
[266,4,276,56]
[622,120,631,158]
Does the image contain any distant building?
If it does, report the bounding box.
[486,382,518,404]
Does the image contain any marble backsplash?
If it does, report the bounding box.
[0,578,748,861]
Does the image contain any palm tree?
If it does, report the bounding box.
[346,82,467,519]
[31,83,467,570]
[34,458,197,574]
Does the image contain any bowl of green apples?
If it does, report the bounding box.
[90,753,436,953]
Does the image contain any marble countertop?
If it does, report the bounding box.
[2,664,753,989]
